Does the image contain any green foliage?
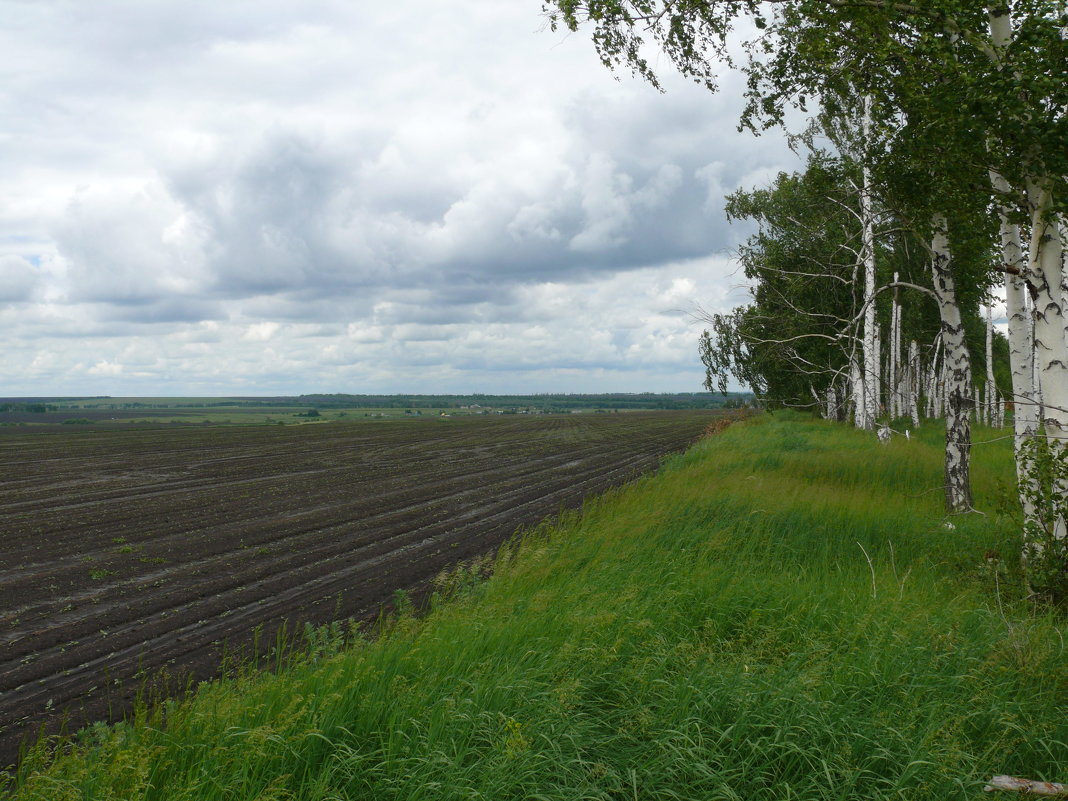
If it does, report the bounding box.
[1018,437,1068,603]
[0,403,56,413]
[700,154,1003,410]
[9,416,1064,800]
[543,1,1067,215]
[702,155,864,403]
[543,1,734,92]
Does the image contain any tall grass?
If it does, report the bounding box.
[9,413,1065,800]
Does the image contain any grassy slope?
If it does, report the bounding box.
[9,414,1066,800]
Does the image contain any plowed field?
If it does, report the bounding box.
[0,411,719,766]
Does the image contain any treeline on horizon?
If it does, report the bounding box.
[229,392,751,410]
[0,393,753,412]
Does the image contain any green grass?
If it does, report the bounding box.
[8,413,1065,800]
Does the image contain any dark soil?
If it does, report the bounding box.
[0,411,719,769]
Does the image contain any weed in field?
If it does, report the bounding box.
[431,554,493,604]
[391,589,414,618]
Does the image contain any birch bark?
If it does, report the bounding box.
[850,356,863,426]
[985,7,1060,579]
[858,97,880,430]
[985,305,996,426]
[995,196,1042,532]
[1026,184,1068,549]
[889,274,902,418]
[931,215,974,512]
[908,340,921,426]
[925,333,942,419]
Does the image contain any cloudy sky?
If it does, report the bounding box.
[1,0,801,396]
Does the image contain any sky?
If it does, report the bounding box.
[0,0,803,397]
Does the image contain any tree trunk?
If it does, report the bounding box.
[997,202,1040,535]
[908,340,921,427]
[931,215,973,512]
[985,304,996,426]
[888,274,903,419]
[925,333,942,419]
[859,97,879,430]
[1026,184,1068,554]
[849,356,863,426]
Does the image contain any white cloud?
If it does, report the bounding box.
[0,255,40,303]
[88,360,123,377]
[242,322,281,342]
[0,0,800,395]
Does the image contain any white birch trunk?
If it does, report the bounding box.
[897,286,905,416]
[931,215,973,512]
[1026,184,1068,550]
[859,96,879,430]
[1033,309,1044,424]
[940,362,948,419]
[888,274,902,419]
[886,326,895,419]
[849,356,863,427]
[874,326,882,417]
[986,2,1068,590]
[925,333,942,419]
[908,339,921,427]
[986,6,1045,566]
[985,305,996,427]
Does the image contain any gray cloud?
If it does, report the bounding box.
[0,255,40,303]
[0,0,798,394]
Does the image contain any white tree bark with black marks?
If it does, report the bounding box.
[849,356,863,426]
[931,215,974,512]
[888,273,903,419]
[887,319,897,418]
[908,339,921,426]
[985,305,997,426]
[858,97,880,430]
[1026,183,1068,546]
[987,3,1065,578]
[999,200,1042,534]
[925,333,943,419]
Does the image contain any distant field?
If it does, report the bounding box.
[0,392,747,429]
[0,408,465,426]
[0,410,721,766]
[0,401,470,427]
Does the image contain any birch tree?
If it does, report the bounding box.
[544,0,1067,592]
[701,154,952,426]
[699,155,874,411]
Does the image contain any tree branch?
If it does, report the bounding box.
[984,775,1068,797]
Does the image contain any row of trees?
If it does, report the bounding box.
[698,152,1005,428]
[544,0,1066,600]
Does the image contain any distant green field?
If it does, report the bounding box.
[10,413,1060,801]
[0,394,749,428]
[0,401,481,427]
